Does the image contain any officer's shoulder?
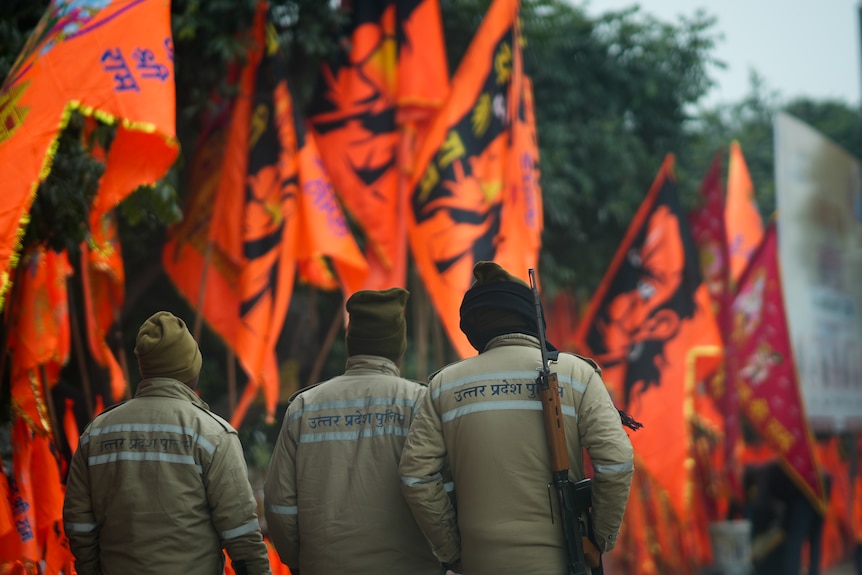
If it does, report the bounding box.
[559,352,603,375]
[193,404,236,433]
[87,400,128,428]
[426,358,466,383]
[287,382,323,406]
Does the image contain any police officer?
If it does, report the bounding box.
[399,262,634,575]
[264,288,442,575]
[63,311,271,575]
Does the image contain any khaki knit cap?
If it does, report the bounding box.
[134,311,203,383]
[345,288,409,362]
[471,261,528,287]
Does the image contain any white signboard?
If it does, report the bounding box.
[774,112,862,432]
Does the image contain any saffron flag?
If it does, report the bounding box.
[575,155,722,521]
[725,141,763,285]
[63,398,80,458]
[408,0,543,358]
[165,7,365,427]
[0,0,179,310]
[82,213,128,403]
[164,7,265,421]
[6,247,72,435]
[309,0,449,290]
[230,43,369,427]
[728,221,826,510]
[0,419,39,568]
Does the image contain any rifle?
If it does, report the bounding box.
[529,269,601,575]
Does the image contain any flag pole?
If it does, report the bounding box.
[227,348,237,414]
[69,276,95,420]
[305,297,344,388]
[38,364,63,448]
[411,268,428,381]
[0,267,24,403]
[193,241,214,342]
[111,302,132,400]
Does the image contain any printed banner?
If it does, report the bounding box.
[774,112,862,432]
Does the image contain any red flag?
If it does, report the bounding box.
[688,153,739,501]
[725,141,763,285]
[575,155,723,522]
[310,0,449,290]
[408,0,543,358]
[728,221,826,510]
[0,0,178,310]
[7,247,71,434]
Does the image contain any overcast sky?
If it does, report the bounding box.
[576,0,861,108]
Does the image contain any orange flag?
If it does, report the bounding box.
[81,213,128,403]
[63,399,80,458]
[0,0,179,310]
[6,247,72,435]
[309,0,449,290]
[408,0,543,358]
[575,155,722,522]
[0,419,40,568]
[231,40,368,427]
[728,221,826,510]
[166,7,365,427]
[725,141,763,285]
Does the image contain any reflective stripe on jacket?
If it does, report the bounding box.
[63,378,271,575]
[264,355,441,575]
[399,334,634,575]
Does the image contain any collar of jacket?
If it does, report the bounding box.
[135,377,210,409]
[344,354,400,376]
[484,332,541,352]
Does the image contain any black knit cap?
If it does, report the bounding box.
[459,261,542,352]
[345,287,410,362]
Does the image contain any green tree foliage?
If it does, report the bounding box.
[681,71,862,221]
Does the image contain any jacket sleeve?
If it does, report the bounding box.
[205,432,272,575]
[577,369,634,552]
[62,433,101,575]
[263,407,300,569]
[398,382,461,565]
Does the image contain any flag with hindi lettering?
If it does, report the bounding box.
[408,0,543,358]
[6,246,72,435]
[0,0,178,310]
[575,155,723,521]
[725,141,763,286]
[728,221,826,510]
[309,0,449,290]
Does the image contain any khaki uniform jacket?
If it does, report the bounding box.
[399,334,634,575]
[63,378,271,575]
[264,355,441,575]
